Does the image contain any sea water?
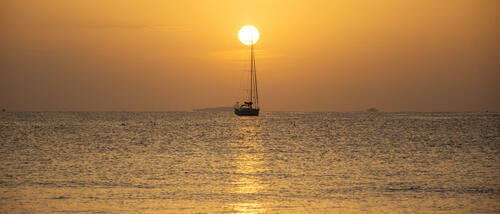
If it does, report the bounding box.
[0,112,498,213]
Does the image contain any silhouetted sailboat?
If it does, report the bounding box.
[234,42,259,116]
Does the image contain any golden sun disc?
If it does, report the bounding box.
[239,25,260,45]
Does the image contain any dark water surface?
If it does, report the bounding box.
[0,112,498,213]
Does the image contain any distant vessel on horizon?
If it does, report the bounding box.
[234,30,260,116]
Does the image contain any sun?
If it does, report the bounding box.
[239,25,260,46]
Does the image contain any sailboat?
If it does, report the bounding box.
[234,26,260,116]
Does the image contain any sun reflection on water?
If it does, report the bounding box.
[229,121,267,213]
[232,202,263,214]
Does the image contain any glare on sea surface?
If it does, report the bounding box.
[229,124,266,213]
[239,25,260,45]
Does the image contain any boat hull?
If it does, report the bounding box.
[234,108,259,116]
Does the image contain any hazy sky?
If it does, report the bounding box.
[1,0,499,111]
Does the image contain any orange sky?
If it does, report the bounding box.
[1,0,499,111]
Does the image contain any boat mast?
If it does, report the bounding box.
[248,34,259,109]
[250,43,254,106]
[253,45,258,108]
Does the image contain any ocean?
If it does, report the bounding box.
[0,112,498,213]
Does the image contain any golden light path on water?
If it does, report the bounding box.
[230,120,266,213]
